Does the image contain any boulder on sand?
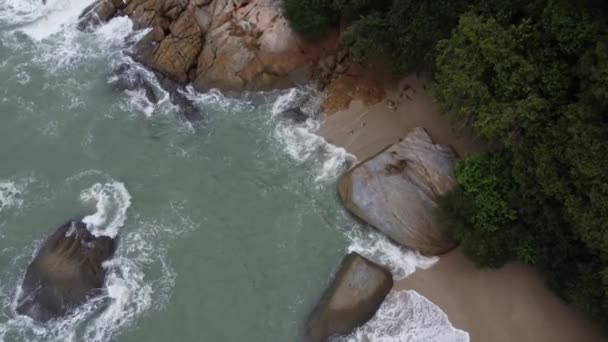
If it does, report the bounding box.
[305,253,393,342]
[16,219,117,322]
[339,127,457,255]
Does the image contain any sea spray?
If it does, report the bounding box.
[8,0,97,41]
[346,228,438,280]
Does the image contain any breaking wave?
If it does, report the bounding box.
[270,88,356,183]
[337,290,469,342]
[81,181,132,238]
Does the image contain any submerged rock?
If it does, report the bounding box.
[109,63,205,123]
[109,63,159,104]
[305,253,393,342]
[279,107,310,123]
[339,128,457,255]
[16,219,117,322]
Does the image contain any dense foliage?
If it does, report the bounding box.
[434,1,608,326]
[285,0,608,328]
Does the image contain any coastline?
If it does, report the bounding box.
[320,72,608,341]
[397,249,607,342]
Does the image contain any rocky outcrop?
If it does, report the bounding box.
[142,9,203,84]
[339,128,457,255]
[192,0,339,91]
[305,253,393,342]
[78,0,126,31]
[82,0,339,92]
[16,220,117,322]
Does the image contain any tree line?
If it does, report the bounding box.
[284,0,608,328]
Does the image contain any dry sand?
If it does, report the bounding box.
[320,72,608,341]
[319,74,486,162]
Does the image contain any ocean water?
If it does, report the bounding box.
[0,0,467,341]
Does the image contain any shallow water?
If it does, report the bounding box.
[0,1,466,341]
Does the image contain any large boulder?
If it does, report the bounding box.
[305,253,393,342]
[339,128,457,255]
[16,220,117,322]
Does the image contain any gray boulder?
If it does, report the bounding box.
[16,220,117,322]
[339,127,457,255]
[305,253,393,342]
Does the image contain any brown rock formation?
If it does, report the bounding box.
[339,128,457,255]
[149,11,203,83]
[305,253,393,342]
[192,0,339,91]
[81,0,340,91]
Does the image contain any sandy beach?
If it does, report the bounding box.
[320,72,608,341]
[398,249,607,342]
[319,74,486,162]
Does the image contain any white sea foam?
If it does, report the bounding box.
[114,57,173,118]
[0,181,23,212]
[81,181,132,238]
[336,290,469,342]
[7,0,96,41]
[31,15,134,72]
[94,16,133,46]
[270,88,356,183]
[0,178,34,213]
[346,228,438,280]
[0,2,134,75]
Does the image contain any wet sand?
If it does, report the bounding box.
[320,73,607,341]
[397,249,607,342]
